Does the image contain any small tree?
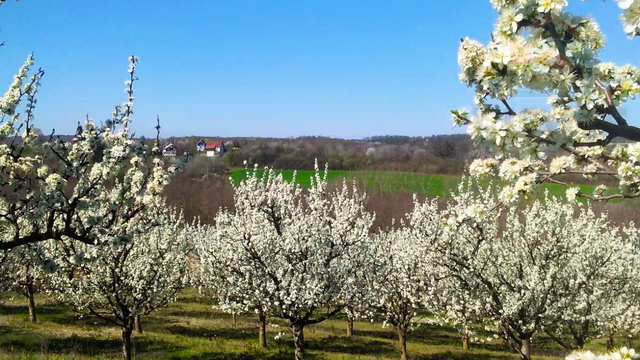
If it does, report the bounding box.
[434,276,489,351]
[453,0,640,202]
[439,186,629,360]
[0,243,53,323]
[198,164,373,360]
[47,206,193,360]
[367,219,443,360]
[545,215,640,350]
[197,219,274,348]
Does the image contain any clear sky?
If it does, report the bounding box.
[0,0,638,139]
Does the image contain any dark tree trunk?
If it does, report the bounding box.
[346,316,354,337]
[628,335,634,349]
[292,324,305,360]
[25,281,37,324]
[607,332,615,351]
[397,323,408,360]
[232,312,237,325]
[122,325,133,360]
[520,338,532,360]
[462,332,469,351]
[134,315,142,334]
[258,311,267,348]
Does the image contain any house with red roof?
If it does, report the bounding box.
[205,141,227,157]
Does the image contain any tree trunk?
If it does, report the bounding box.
[627,335,634,349]
[607,332,615,351]
[292,324,305,360]
[520,338,532,360]
[232,312,237,325]
[134,315,142,334]
[25,281,37,324]
[397,323,408,360]
[258,311,267,348]
[346,316,354,337]
[122,326,133,360]
[462,332,470,351]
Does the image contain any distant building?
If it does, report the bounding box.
[196,139,207,152]
[162,143,177,157]
[205,141,227,157]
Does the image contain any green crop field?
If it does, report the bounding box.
[0,290,600,360]
[229,169,602,201]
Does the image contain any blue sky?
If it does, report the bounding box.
[0,0,638,139]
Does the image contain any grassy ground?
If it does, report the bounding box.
[0,290,586,360]
[229,169,601,200]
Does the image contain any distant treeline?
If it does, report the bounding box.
[6,132,484,174]
[162,134,486,174]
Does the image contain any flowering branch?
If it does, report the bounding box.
[454,0,640,201]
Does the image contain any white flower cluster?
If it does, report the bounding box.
[45,205,194,357]
[0,13,181,354]
[617,0,640,36]
[194,171,640,360]
[469,158,498,177]
[567,347,639,360]
[0,241,51,307]
[358,202,445,358]
[196,163,373,357]
[0,55,177,261]
[454,0,640,202]
[430,182,640,359]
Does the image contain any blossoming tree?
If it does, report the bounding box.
[0,52,174,253]
[366,218,443,360]
[545,214,640,350]
[453,0,640,202]
[433,275,489,351]
[0,243,53,323]
[47,206,193,360]
[437,186,628,360]
[196,217,274,349]
[197,164,373,360]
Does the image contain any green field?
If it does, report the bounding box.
[0,290,595,360]
[229,169,599,200]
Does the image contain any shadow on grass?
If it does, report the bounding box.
[39,311,177,333]
[163,308,221,319]
[0,333,180,357]
[356,325,462,346]
[355,328,397,341]
[415,351,516,360]
[0,303,66,317]
[307,335,396,355]
[0,302,118,330]
[43,313,117,329]
[356,327,509,354]
[411,327,461,347]
[169,348,306,360]
[174,295,217,307]
[0,325,11,336]
[166,324,258,342]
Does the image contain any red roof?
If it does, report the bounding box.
[205,141,224,150]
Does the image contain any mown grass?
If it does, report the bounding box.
[229,169,604,200]
[0,290,616,360]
